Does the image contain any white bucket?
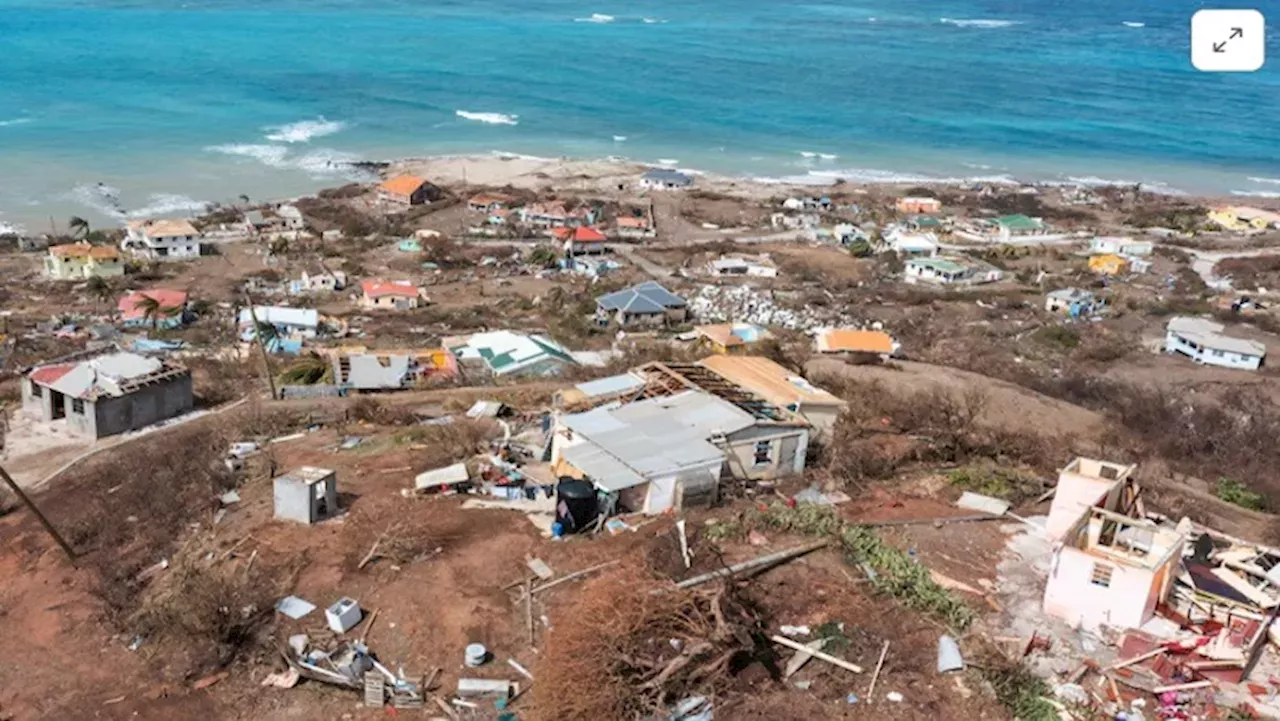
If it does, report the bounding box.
[464,643,488,667]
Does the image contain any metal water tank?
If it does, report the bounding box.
[555,479,598,534]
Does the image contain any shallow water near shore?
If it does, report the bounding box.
[2,0,1278,230]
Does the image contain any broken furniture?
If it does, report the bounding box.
[273,466,339,524]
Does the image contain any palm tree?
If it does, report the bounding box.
[68,216,90,238]
[278,353,333,385]
[255,320,280,350]
[86,276,113,308]
[131,293,182,330]
[238,194,250,209]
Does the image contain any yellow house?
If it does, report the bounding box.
[1209,206,1280,232]
[694,323,771,354]
[1088,254,1129,276]
[43,242,125,280]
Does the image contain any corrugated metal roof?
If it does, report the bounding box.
[595,281,687,314]
[1167,316,1267,357]
[573,372,646,400]
[561,443,647,492]
[558,391,748,491]
[34,352,167,399]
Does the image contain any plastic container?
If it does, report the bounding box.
[464,643,489,667]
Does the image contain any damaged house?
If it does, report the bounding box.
[550,360,813,514]
[23,348,193,438]
[595,281,688,328]
[329,348,457,391]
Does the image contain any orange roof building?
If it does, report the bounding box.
[44,242,124,280]
[815,329,898,356]
[377,175,434,206]
[359,279,425,309]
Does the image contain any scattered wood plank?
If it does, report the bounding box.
[1153,680,1213,694]
[856,514,1006,529]
[360,609,379,645]
[867,641,890,700]
[422,667,441,692]
[358,536,383,570]
[531,561,620,594]
[674,542,828,590]
[431,695,458,720]
[1106,648,1165,671]
[525,579,534,646]
[526,558,554,580]
[783,638,828,679]
[508,658,535,681]
[770,635,863,674]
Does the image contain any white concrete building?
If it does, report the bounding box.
[1089,237,1153,257]
[122,219,203,260]
[707,254,778,278]
[1164,317,1266,370]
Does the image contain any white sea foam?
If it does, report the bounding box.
[1122,21,1145,28]
[1248,177,1280,186]
[0,118,32,128]
[799,151,817,159]
[67,183,127,219]
[613,135,627,142]
[207,143,369,180]
[642,17,667,24]
[264,117,346,143]
[1054,175,1186,195]
[208,143,291,168]
[819,153,838,161]
[657,158,679,166]
[489,150,558,162]
[807,166,1018,185]
[125,193,211,219]
[964,162,994,170]
[456,110,519,126]
[940,18,1019,28]
[1231,190,1280,198]
[574,13,614,23]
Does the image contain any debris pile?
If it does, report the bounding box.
[688,284,857,330]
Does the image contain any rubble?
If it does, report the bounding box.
[687,284,857,330]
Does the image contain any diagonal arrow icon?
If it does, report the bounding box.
[1230,27,1244,39]
[1213,41,1227,52]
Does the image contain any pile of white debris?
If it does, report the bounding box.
[688,285,857,331]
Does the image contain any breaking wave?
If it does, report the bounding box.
[0,117,32,128]
[1123,21,1145,28]
[940,18,1019,28]
[1231,190,1280,198]
[574,13,614,23]
[67,184,210,221]
[456,110,519,126]
[1248,177,1280,186]
[205,143,372,180]
[264,117,346,143]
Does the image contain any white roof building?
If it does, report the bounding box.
[447,330,576,377]
[1165,316,1266,371]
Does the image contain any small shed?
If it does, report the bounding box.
[273,466,338,524]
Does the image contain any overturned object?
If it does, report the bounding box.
[273,467,339,525]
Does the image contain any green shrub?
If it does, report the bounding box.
[1217,478,1267,511]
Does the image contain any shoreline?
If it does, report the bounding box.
[3,149,1278,234]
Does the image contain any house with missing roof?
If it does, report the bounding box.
[595,281,688,328]
[693,323,771,354]
[359,280,426,310]
[639,169,693,191]
[117,289,189,329]
[707,254,778,278]
[43,242,125,280]
[1041,457,1188,631]
[550,361,813,514]
[122,219,204,260]
[696,355,847,434]
[328,347,457,391]
[22,347,193,438]
[447,330,577,378]
[1164,316,1266,370]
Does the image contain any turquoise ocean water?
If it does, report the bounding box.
[1,0,1278,231]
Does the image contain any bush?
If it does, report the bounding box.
[1033,325,1080,349]
[1217,478,1267,511]
[948,464,1043,503]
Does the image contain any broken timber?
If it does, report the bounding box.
[771,635,863,674]
[530,561,620,594]
[674,541,827,590]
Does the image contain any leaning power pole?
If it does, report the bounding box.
[0,463,76,565]
[241,290,278,400]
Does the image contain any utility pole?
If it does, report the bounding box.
[0,463,76,565]
[241,290,278,400]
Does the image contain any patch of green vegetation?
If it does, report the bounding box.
[813,620,851,652]
[1033,325,1080,349]
[746,503,976,630]
[981,664,1059,721]
[948,465,1041,503]
[703,520,741,541]
[1217,478,1267,511]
